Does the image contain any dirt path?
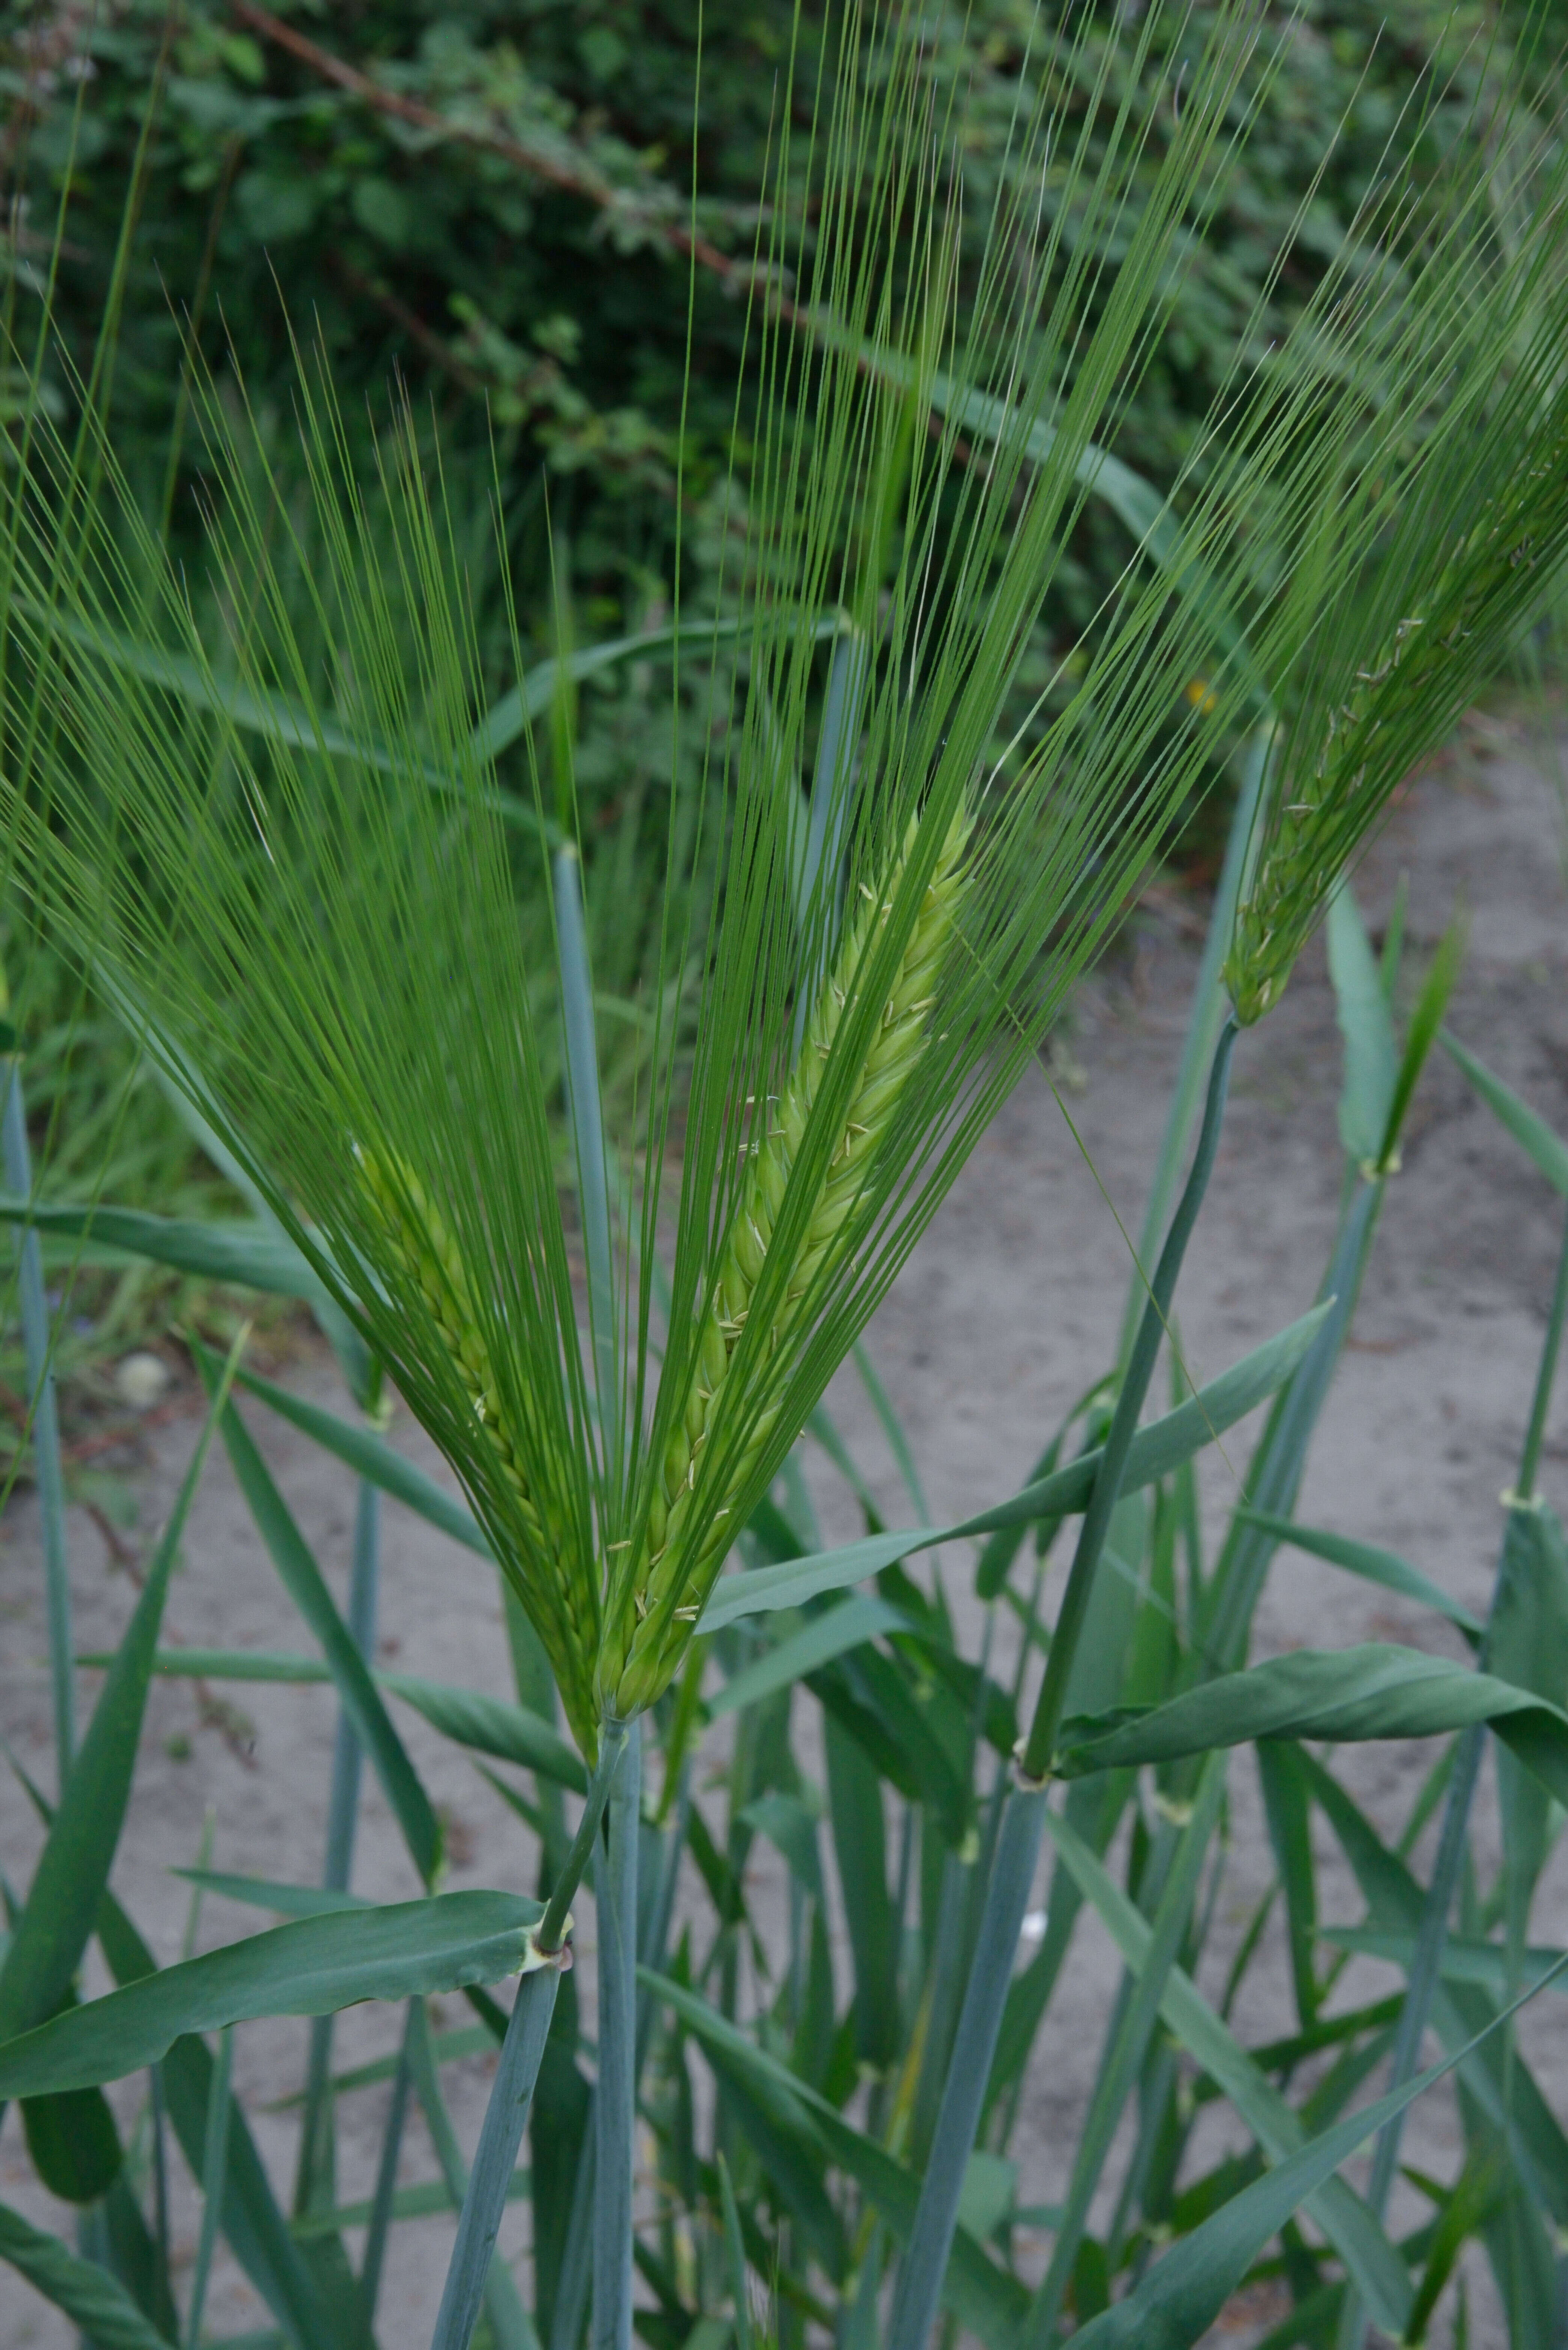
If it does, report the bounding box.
[3,719,1566,2348]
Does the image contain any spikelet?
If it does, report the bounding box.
[601,800,971,1719]
[1227,392,1568,1026]
[358,1152,599,1755]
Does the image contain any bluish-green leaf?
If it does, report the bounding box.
[702,1305,1329,1631]
[0,1356,235,2047]
[231,1361,491,1557]
[1043,1809,1411,2334]
[710,1596,906,1719]
[171,1870,370,1920]
[117,1649,586,1791]
[1319,1928,1568,1997]
[380,1672,586,1794]
[1441,1029,1568,1195]
[1066,1954,1568,2350]
[197,1356,444,1887]
[0,1894,542,2096]
[1055,1644,1568,1812]
[0,1197,327,1303]
[645,1969,1026,2350]
[1327,885,1396,1169]
[0,2197,176,2350]
[1235,1512,1483,1640]
[108,1648,329,1682]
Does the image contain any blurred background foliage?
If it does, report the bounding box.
[0,0,1548,1417]
[5,0,1532,630]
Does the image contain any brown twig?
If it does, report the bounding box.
[230,2,975,477]
[229,0,753,298]
[327,250,490,397]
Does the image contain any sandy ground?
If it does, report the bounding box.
[3,715,1567,2349]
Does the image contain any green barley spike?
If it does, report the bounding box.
[602,799,971,1720]
[359,1152,599,1754]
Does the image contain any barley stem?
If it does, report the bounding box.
[887,1015,1237,2350]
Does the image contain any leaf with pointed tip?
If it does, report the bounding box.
[0,1360,234,2049]
[702,1306,1330,1630]
[644,1969,1026,2350]
[379,1672,586,1793]
[1066,1953,1568,2349]
[0,1894,543,2096]
[196,1353,444,1888]
[113,1647,585,1791]
[709,1596,907,1718]
[1235,1512,1483,1640]
[1441,1028,1568,1193]
[0,1198,329,1303]
[1043,1809,1410,2334]
[1319,1928,1568,1997]
[1055,1644,1568,1814]
[230,1361,491,1556]
[170,1870,371,1920]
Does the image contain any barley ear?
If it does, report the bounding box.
[358,1151,600,1756]
[601,800,971,1719]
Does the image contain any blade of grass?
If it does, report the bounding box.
[594,1719,641,2350]
[294,1476,380,2220]
[887,1018,1237,2350]
[1441,1029,1568,1195]
[0,1198,334,1306]
[229,1360,491,1557]
[1066,1953,1568,2350]
[1052,1644,1568,1799]
[2,1052,72,1775]
[647,1968,1025,2349]
[1023,1763,1233,2346]
[185,2024,233,2350]
[428,1971,560,2350]
[433,1720,628,2350]
[1373,911,1465,1175]
[1345,1192,1568,2348]
[194,1347,443,1889]
[703,1299,1330,1631]
[120,1650,586,1791]
[0,2197,179,2350]
[1042,1804,1413,2336]
[0,1330,244,2051]
[0,1894,545,2095]
[409,1996,539,2350]
[1234,1513,1483,1641]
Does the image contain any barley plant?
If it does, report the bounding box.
[5,7,1568,2350]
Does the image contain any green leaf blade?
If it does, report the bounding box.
[0,1894,542,2096]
